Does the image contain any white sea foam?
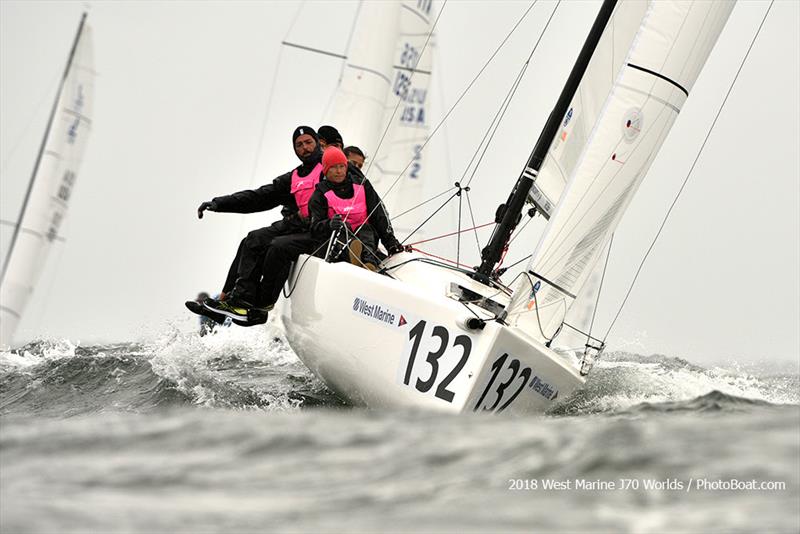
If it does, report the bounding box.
[145,317,313,411]
[0,338,79,372]
[570,353,800,413]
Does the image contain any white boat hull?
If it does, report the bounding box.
[281,253,585,414]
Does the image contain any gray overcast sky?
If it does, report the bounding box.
[1,0,798,367]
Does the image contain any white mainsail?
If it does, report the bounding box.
[508,0,735,342]
[325,0,435,235]
[0,16,94,347]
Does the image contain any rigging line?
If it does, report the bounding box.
[405,221,494,246]
[499,253,532,273]
[280,42,347,60]
[246,0,305,189]
[457,189,462,267]
[533,85,675,274]
[321,1,363,121]
[370,0,540,233]
[587,233,613,343]
[602,0,774,343]
[347,0,447,236]
[409,246,464,267]
[458,60,527,189]
[523,271,554,342]
[533,3,704,272]
[1,13,88,287]
[434,45,455,193]
[0,72,61,178]
[464,191,482,256]
[238,2,306,236]
[282,239,330,298]
[400,190,460,245]
[465,0,561,189]
[393,185,457,219]
[362,0,446,181]
[508,211,534,245]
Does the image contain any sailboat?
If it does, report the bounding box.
[0,14,94,348]
[279,0,736,413]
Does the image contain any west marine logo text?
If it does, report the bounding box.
[529,375,558,401]
[352,296,401,327]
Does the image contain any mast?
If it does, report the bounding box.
[473,0,617,283]
[0,12,88,284]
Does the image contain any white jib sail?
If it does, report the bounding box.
[0,20,94,348]
[508,0,735,343]
[326,0,435,237]
[529,0,647,218]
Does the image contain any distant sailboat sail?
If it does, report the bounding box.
[325,0,434,233]
[0,14,94,347]
[507,0,735,342]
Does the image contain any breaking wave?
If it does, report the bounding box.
[1,336,796,418]
[552,351,799,415]
[0,323,340,417]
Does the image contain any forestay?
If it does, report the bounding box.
[325,0,434,234]
[0,18,94,347]
[508,0,735,342]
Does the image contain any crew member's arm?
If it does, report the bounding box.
[362,180,403,254]
[198,172,293,216]
[309,188,334,240]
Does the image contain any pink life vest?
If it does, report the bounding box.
[290,163,323,218]
[325,183,368,229]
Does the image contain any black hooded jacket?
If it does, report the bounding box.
[210,148,323,218]
[308,167,401,250]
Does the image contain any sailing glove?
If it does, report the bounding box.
[386,241,405,256]
[197,200,218,219]
[329,214,346,231]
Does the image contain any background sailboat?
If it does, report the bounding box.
[0,13,94,348]
[268,0,447,246]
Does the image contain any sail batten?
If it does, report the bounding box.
[508,0,735,344]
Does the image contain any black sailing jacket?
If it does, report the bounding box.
[210,150,323,220]
[308,166,401,251]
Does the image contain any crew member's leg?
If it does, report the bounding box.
[221,238,245,297]
[353,225,380,268]
[258,233,320,307]
[231,219,290,303]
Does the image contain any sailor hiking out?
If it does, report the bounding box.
[232,146,406,321]
[187,125,323,325]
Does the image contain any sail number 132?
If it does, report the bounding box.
[402,320,472,403]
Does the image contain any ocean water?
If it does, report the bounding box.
[1,324,798,534]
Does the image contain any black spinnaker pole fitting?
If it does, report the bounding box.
[473,0,617,283]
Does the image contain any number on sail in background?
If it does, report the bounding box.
[409,145,422,179]
[401,320,472,403]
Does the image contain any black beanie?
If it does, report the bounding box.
[292,126,318,144]
[318,125,343,146]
